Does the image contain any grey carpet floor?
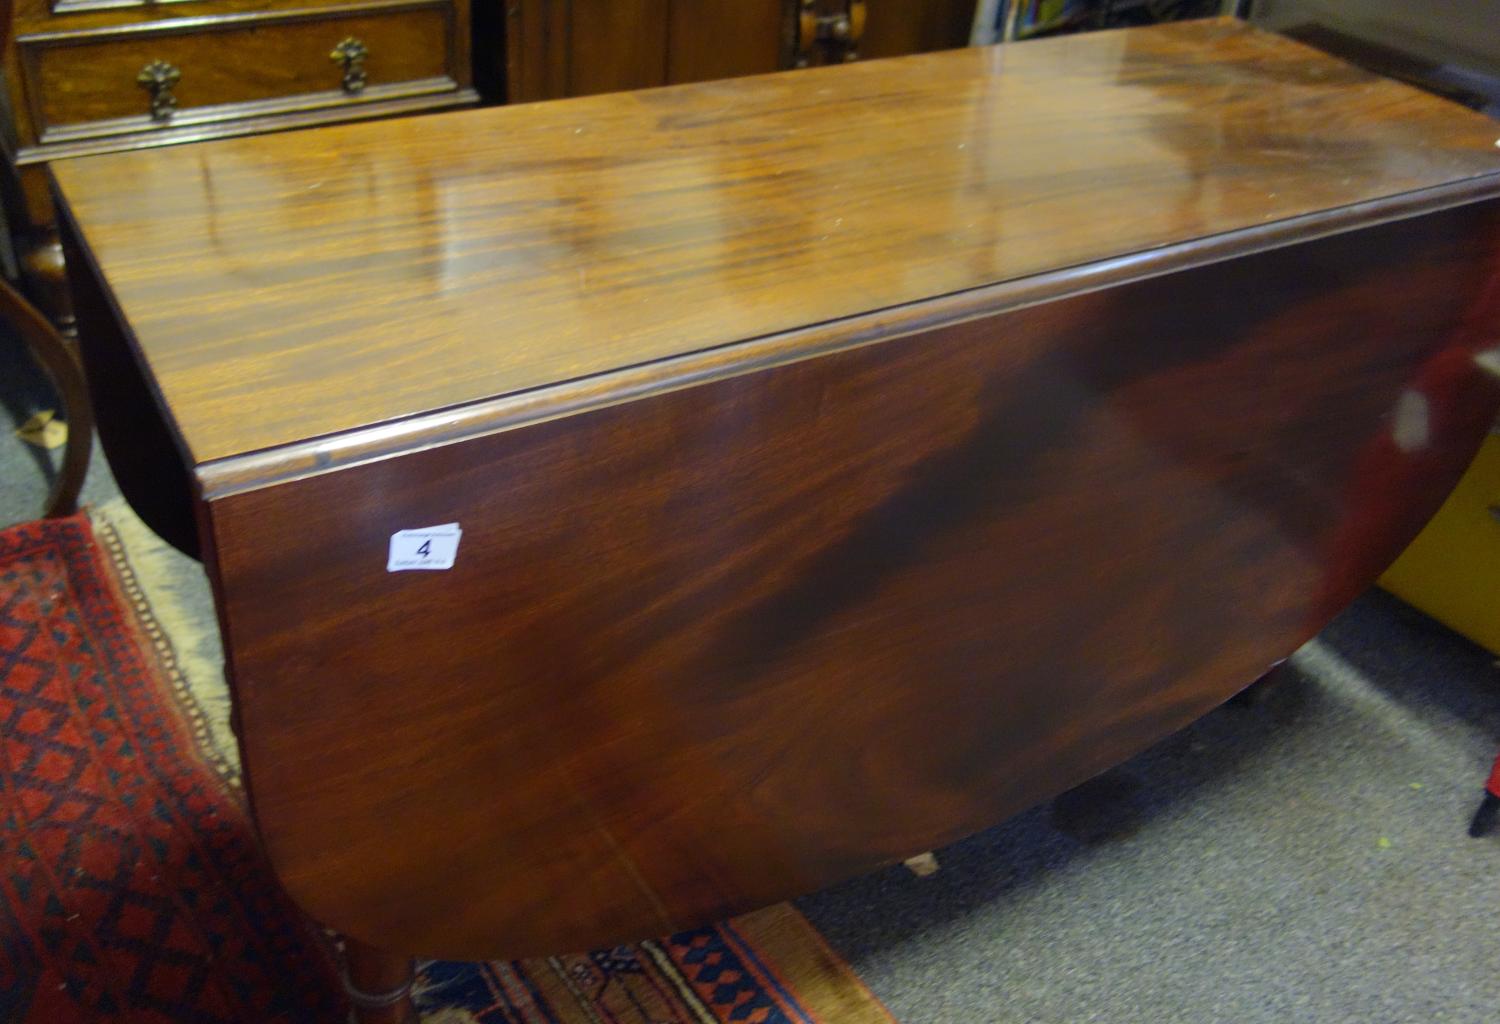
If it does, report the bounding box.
[1,326,119,523]
[797,611,1500,1023]
[5,331,1499,1022]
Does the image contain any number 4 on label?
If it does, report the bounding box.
[387,523,461,572]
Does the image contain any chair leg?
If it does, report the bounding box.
[1,276,92,517]
[42,348,93,518]
[342,936,418,1024]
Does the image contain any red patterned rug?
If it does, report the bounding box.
[0,513,896,1024]
[0,514,343,1022]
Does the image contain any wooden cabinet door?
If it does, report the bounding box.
[567,0,671,95]
[499,0,971,103]
[668,0,789,85]
[503,0,787,101]
[503,0,667,101]
[860,0,973,59]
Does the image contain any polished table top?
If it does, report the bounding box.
[53,17,1500,470]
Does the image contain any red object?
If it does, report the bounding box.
[1310,252,1500,632]
[0,515,342,1022]
[1471,749,1500,837]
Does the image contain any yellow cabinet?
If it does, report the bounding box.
[1382,431,1500,653]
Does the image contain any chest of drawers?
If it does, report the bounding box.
[2,0,474,524]
[2,0,474,326]
[7,0,471,159]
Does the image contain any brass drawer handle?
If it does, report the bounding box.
[136,60,181,122]
[330,37,368,95]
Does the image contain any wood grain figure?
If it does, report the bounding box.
[52,18,1500,972]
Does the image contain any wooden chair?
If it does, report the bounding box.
[2,275,93,517]
[0,0,92,517]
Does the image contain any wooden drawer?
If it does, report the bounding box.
[18,1,460,146]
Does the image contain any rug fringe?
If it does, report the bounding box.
[92,497,238,776]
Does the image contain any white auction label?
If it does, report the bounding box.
[387,522,462,571]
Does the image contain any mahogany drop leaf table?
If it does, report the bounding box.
[50,18,1500,1022]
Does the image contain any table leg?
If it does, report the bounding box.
[19,228,77,340]
[342,937,418,1024]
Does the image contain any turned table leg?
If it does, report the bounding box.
[342,937,418,1024]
